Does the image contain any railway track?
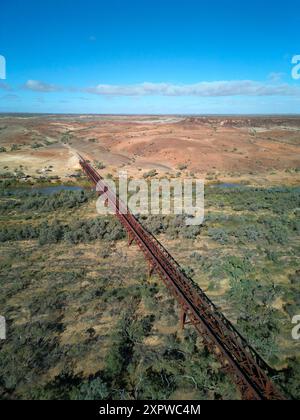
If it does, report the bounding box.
[79,155,285,400]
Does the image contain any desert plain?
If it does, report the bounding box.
[0,114,299,185]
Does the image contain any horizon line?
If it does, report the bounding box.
[1,112,300,117]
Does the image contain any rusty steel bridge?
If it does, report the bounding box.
[79,155,285,400]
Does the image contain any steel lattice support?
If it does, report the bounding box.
[79,155,286,401]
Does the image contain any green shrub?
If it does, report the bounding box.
[94,161,106,170]
[73,377,110,400]
[177,164,187,171]
[143,169,158,179]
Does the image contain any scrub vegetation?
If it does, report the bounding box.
[0,181,299,400]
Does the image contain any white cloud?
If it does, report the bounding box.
[24,80,61,92]
[85,80,300,97]
[22,79,300,97]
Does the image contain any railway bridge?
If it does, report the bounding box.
[79,155,285,400]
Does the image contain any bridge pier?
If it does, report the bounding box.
[127,232,134,246]
[180,308,187,330]
[148,261,155,281]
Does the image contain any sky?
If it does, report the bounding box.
[0,0,300,114]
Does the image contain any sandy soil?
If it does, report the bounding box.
[0,115,299,185]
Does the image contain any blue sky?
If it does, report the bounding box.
[0,0,300,114]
